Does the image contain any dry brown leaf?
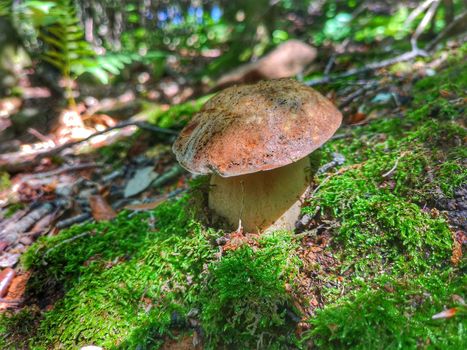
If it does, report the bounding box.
[89,195,117,221]
[0,267,15,297]
[0,272,30,310]
[349,112,367,124]
[432,308,458,320]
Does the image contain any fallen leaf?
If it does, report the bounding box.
[0,268,15,297]
[432,308,457,320]
[124,166,159,198]
[0,253,20,268]
[0,272,30,310]
[348,112,367,124]
[89,195,116,221]
[6,272,29,300]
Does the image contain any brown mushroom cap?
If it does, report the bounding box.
[173,79,342,177]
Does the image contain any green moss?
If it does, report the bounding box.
[16,196,221,349]
[297,51,467,348]
[200,231,300,349]
[2,49,466,350]
[147,94,212,128]
[0,307,41,349]
[303,271,466,350]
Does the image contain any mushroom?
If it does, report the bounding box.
[173,79,342,232]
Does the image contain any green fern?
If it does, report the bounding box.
[0,1,11,16]
[38,0,93,105]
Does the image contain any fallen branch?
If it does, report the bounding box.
[411,0,441,50]
[19,163,102,181]
[0,121,178,173]
[426,10,467,51]
[338,81,380,108]
[0,203,55,244]
[305,49,427,86]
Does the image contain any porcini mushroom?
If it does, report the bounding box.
[173,79,342,232]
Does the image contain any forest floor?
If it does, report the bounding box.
[0,43,465,349]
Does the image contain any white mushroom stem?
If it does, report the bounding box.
[209,156,311,232]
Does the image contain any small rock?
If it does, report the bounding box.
[0,253,20,268]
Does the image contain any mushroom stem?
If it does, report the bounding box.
[209,156,312,232]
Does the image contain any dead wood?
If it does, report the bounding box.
[0,121,177,173]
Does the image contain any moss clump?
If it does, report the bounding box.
[15,196,220,349]
[6,196,302,349]
[147,94,212,128]
[0,307,41,349]
[302,56,465,279]
[298,53,466,348]
[200,231,300,349]
[304,271,466,349]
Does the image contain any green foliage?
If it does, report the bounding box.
[0,307,41,349]
[305,271,466,349]
[0,171,10,191]
[200,231,300,349]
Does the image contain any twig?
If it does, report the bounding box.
[426,10,467,51]
[324,54,336,76]
[55,213,92,229]
[27,128,55,144]
[43,231,90,262]
[311,163,364,197]
[404,0,436,28]
[293,227,320,240]
[411,0,441,50]
[317,153,345,175]
[338,81,380,108]
[305,49,427,86]
[382,152,408,178]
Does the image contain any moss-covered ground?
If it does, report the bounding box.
[1,50,466,349]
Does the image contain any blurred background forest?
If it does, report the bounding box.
[0,1,466,349]
[1,0,465,127]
